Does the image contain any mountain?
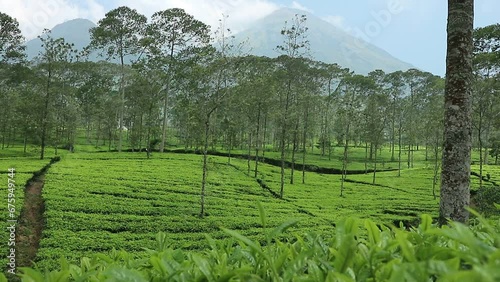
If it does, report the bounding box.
[233,8,413,74]
[24,10,413,74]
[25,18,97,61]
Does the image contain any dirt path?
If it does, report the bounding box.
[15,156,59,270]
[16,174,45,268]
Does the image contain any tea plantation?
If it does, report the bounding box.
[1,146,499,281]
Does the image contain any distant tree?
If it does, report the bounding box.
[384,71,405,175]
[178,16,240,217]
[276,13,310,197]
[402,69,430,168]
[231,56,276,176]
[316,63,345,160]
[472,23,500,187]
[0,12,25,63]
[35,29,78,159]
[365,70,389,184]
[127,63,163,158]
[439,0,474,225]
[145,8,210,153]
[89,6,147,152]
[422,76,445,199]
[339,74,370,196]
[72,61,114,146]
[0,13,25,149]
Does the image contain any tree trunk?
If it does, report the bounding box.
[302,113,308,184]
[40,67,52,160]
[365,142,368,174]
[340,123,350,197]
[407,144,411,169]
[391,97,396,161]
[433,137,440,200]
[398,123,402,177]
[290,121,299,185]
[254,107,261,178]
[200,119,210,218]
[247,133,252,175]
[23,129,28,155]
[439,0,474,225]
[117,56,125,153]
[372,143,378,184]
[95,120,101,149]
[227,133,232,165]
[280,80,292,198]
[262,113,267,158]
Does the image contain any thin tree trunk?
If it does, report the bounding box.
[160,88,170,153]
[407,144,411,169]
[290,121,299,185]
[341,120,350,197]
[40,67,52,160]
[433,136,440,200]
[95,120,101,148]
[365,142,369,174]
[280,80,292,198]
[227,133,232,165]
[117,56,125,153]
[262,113,267,158]
[391,97,396,161]
[200,119,210,218]
[302,110,308,184]
[398,123,402,177]
[254,107,261,178]
[247,133,252,175]
[23,129,27,155]
[372,143,378,184]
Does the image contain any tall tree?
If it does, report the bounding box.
[145,8,210,153]
[365,70,389,184]
[89,6,147,152]
[178,16,240,217]
[472,23,500,187]
[0,12,25,63]
[35,29,77,159]
[339,74,368,196]
[276,13,310,198]
[439,0,474,224]
[0,12,25,149]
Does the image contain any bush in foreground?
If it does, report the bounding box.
[4,207,500,281]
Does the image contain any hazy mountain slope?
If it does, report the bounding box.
[25,18,96,60]
[233,8,414,74]
[24,9,414,74]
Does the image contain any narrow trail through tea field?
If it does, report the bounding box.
[16,157,60,269]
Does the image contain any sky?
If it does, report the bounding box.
[0,0,499,76]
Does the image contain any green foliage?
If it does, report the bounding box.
[474,186,500,216]
[0,11,25,62]
[6,213,500,281]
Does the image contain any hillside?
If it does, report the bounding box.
[25,18,96,60]
[24,10,414,74]
[233,8,414,74]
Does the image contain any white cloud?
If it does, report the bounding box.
[3,0,333,40]
[290,1,313,13]
[110,0,279,33]
[0,0,106,40]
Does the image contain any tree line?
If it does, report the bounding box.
[0,6,498,218]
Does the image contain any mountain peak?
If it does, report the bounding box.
[233,8,413,74]
[25,18,97,60]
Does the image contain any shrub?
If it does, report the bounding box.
[473,186,500,216]
[4,207,500,282]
